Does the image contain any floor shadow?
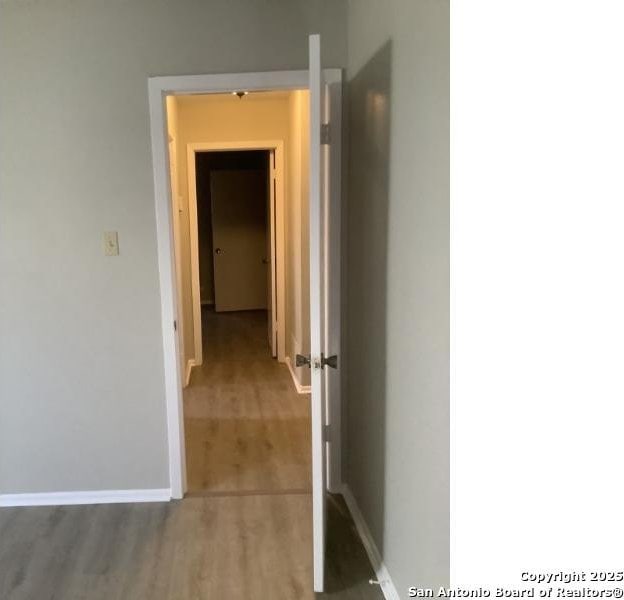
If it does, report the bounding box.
[318,494,384,599]
[345,38,393,563]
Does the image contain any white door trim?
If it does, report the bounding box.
[186,140,286,365]
[147,69,342,499]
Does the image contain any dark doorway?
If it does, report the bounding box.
[195,150,270,309]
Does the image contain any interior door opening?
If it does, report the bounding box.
[165,90,314,494]
[185,139,286,371]
[195,150,275,349]
[151,55,342,593]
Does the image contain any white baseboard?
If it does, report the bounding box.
[285,356,311,394]
[341,484,400,600]
[185,359,196,387]
[0,488,172,508]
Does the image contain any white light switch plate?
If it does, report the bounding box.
[103,231,119,256]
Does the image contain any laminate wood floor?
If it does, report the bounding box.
[0,494,383,599]
[184,308,311,495]
[0,309,383,599]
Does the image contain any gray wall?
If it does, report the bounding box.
[345,0,449,591]
[0,0,347,494]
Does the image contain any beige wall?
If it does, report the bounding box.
[0,0,347,494]
[346,0,450,592]
[171,92,310,386]
[286,91,311,386]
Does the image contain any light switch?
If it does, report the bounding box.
[103,231,119,256]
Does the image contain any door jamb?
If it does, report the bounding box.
[186,140,285,366]
[147,69,342,499]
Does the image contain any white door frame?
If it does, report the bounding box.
[186,140,285,367]
[147,69,342,499]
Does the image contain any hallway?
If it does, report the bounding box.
[184,308,311,495]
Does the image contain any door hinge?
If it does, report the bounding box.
[321,123,331,145]
[173,320,177,331]
[323,424,331,442]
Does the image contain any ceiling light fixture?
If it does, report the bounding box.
[231,91,249,99]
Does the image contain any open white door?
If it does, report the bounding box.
[309,33,328,594]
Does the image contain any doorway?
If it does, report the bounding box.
[186,142,285,368]
[148,56,342,592]
[174,99,304,496]
[203,153,269,314]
